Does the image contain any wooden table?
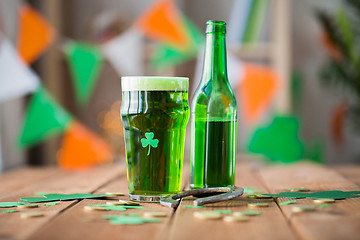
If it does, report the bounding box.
[1,161,360,240]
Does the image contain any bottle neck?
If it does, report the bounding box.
[201,32,228,82]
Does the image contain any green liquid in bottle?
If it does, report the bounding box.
[190,20,237,189]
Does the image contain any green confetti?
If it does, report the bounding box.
[262,190,360,199]
[0,202,24,208]
[280,200,297,205]
[21,193,110,203]
[42,202,60,206]
[236,209,261,216]
[317,204,331,208]
[212,210,232,214]
[36,192,48,196]
[1,210,18,213]
[243,187,260,194]
[102,215,161,225]
[89,204,143,211]
[184,205,203,208]
[287,187,310,192]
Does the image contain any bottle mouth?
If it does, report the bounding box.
[206,20,226,34]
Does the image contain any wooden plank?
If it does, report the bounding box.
[259,162,360,240]
[168,163,297,240]
[0,167,59,197]
[0,165,124,240]
[28,168,175,240]
[332,165,360,187]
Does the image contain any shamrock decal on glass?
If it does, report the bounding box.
[141,132,159,156]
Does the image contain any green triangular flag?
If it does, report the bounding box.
[64,41,103,106]
[17,86,73,149]
[248,115,305,163]
[150,15,204,70]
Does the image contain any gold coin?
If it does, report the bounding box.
[106,201,123,206]
[105,192,125,196]
[247,203,269,208]
[84,205,107,211]
[118,200,140,206]
[17,204,38,209]
[223,215,249,222]
[193,211,222,220]
[143,211,168,218]
[313,199,335,204]
[291,206,316,213]
[20,212,44,218]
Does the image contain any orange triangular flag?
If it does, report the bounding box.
[17,3,55,64]
[239,63,278,124]
[136,0,189,48]
[58,121,113,170]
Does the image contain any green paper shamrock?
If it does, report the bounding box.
[262,190,360,199]
[20,193,109,203]
[248,116,305,163]
[141,132,159,156]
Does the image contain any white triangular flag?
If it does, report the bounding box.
[102,28,143,76]
[0,33,40,102]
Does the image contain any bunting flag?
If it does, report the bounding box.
[150,14,204,70]
[331,101,347,147]
[136,0,189,49]
[17,86,73,149]
[248,116,305,163]
[17,3,55,64]
[64,41,104,106]
[0,34,40,102]
[102,28,143,76]
[239,63,278,124]
[57,121,113,170]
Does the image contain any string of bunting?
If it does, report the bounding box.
[0,0,316,166]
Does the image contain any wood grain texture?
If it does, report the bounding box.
[0,167,59,197]
[28,168,174,240]
[333,165,360,187]
[0,165,124,240]
[259,162,360,240]
[168,164,297,240]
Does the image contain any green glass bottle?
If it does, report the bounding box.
[190,20,237,189]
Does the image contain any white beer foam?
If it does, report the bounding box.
[121,76,189,91]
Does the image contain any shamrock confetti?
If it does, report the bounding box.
[103,215,161,225]
[184,205,203,208]
[42,202,60,206]
[141,132,159,155]
[89,204,143,211]
[212,210,232,214]
[0,202,24,208]
[2,210,18,213]
[280,200,297,206]
[262,190,360,199]
[20,193,110,203]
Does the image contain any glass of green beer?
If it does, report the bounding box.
[121,76,189,202]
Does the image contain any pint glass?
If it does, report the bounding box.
[121,76,189,202]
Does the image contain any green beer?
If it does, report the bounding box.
[190,21,237,189]
[121,77,189,202]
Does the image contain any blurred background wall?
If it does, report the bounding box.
[1,0,359,171]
